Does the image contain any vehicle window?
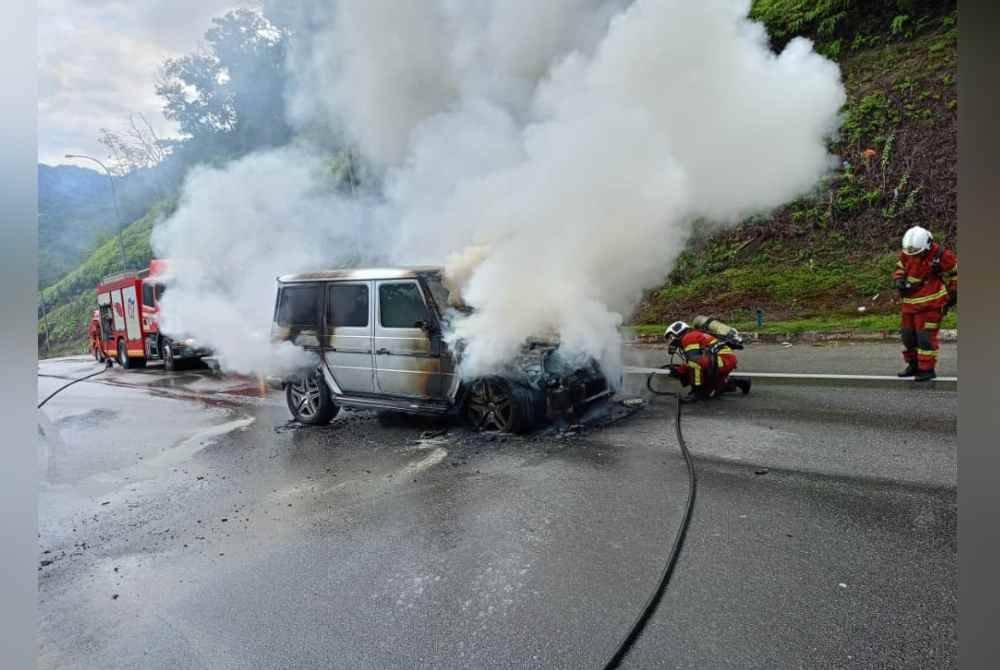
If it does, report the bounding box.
[276,285,321,327]
[99,304,115,335]
[142,284,155,307]
[154,283,167,302]
[379,282,429,329]
[327,284,368,328]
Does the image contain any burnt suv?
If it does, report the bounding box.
[271,267,610,433]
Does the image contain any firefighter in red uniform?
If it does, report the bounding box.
[88,309,103,361]
[892,226,957,381]
[664,321,750,402]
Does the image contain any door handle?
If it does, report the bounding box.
[376,348,391,355]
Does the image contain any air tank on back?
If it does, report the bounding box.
[692,315,744,347]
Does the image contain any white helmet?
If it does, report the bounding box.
[901,226,933,255]
[664,321,690,342]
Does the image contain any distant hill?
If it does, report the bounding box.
[38,164,121,288]
[38,163,172,289]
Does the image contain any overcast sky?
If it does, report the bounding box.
[38,0,255,166]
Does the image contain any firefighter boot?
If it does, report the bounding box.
[680,389,700,404]
[735,378,751,395]
[897,362,918,378]
[915,368,937,382]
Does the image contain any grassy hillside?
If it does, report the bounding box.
[632,3,957,332]
[38,200,176,357]
[38,164,170,289]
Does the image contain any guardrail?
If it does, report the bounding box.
[624,367,958,390]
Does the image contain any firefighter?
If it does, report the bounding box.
[664,320,750,402]
[88,309,103,361]
[892,225,957,381]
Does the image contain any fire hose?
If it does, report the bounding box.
[602,368,697,669]
[37,359,113,409]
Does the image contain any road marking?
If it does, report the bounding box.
[400,447,448,477]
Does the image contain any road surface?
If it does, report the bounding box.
[36,344,956,669]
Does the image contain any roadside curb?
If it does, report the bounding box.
[626,328,958,347]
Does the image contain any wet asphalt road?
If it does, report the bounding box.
[36,344,956,669]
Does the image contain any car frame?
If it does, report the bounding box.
[270,267,610,433]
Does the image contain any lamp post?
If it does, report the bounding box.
[64,153,128,273]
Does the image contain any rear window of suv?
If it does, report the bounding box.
[276,285,321,327]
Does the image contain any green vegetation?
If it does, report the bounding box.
[633,2,957,333]
[39,201,174,357]
[628,310,956,339]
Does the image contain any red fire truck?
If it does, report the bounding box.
[94,258,212,370]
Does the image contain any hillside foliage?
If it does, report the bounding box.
[634,1,957,327]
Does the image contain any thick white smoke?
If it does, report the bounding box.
[151,145,385,375]
[154,0,845,381]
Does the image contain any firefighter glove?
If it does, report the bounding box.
[895,277,909,292]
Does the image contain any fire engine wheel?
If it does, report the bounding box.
[286,371,339,425]
[463,377,533,434]
[162,340,181,372]
[117,340,131,369]
[116,339,145,370]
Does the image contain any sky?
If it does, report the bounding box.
[38,0,254,166]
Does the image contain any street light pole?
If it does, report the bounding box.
[65,153,128,273]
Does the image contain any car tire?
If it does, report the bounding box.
[463,376,534,434]
[285,369,339,425]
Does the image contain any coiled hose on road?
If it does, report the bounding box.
[601,368,697,669]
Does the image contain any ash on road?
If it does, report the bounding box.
[36,345,956,669]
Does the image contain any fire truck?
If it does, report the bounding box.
[94,258,212,370]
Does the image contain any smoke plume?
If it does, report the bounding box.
[153,0,845,380]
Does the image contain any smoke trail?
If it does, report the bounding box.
[154,0,844,381]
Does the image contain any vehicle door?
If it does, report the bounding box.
[373,280,446,399]
[273,282,323,352]
[323,281,374,394]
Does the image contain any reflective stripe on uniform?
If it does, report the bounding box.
[690,361,702,386]
[684,343,702,352]
[923,322,939,329]
[902,287,949,304]
[906,275,923,283]
[917,349,939,357]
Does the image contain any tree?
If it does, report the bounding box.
[97,113,170,177]
[155,8,292,159]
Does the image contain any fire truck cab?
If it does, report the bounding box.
[94,259,211,370]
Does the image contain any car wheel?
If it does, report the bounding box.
[463,376,534,434]
[285,370,339,425]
